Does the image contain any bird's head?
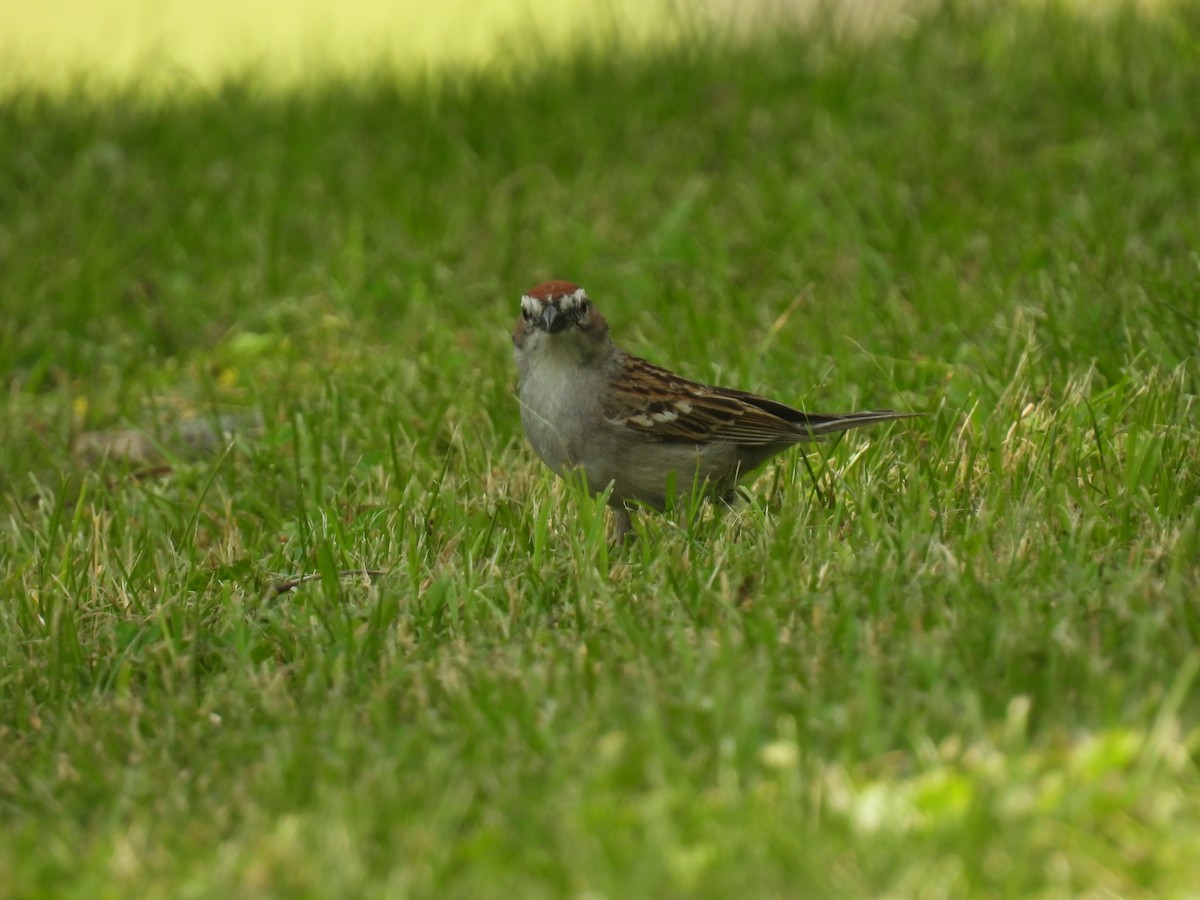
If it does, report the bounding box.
[512,281,610,354]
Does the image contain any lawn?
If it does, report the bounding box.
[2,1,1199,896]
[0,0,675,90]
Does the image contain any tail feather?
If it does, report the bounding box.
[785,409,921,440]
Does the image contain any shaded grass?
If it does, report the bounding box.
[1,1,1199,895]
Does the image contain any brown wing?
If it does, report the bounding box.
[603,355,918,446]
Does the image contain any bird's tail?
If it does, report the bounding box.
[788,409,921,441]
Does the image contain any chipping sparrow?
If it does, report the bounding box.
[512,280,916,539]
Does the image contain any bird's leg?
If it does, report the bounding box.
[608,499,635,543]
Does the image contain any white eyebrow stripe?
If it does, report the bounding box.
[557,287,589,312]
[520,295,544,316]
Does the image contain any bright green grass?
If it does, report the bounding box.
[2,2,1199,896]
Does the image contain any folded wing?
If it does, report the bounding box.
[604,355,916,446]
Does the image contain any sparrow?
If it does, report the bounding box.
[512,280,916,539]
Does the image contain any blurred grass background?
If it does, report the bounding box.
[2,0,1199,895]
[5,0,709,89]
[0,0,637,81]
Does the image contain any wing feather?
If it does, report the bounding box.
[602,355,917,445]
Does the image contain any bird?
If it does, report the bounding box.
[512,280,916,539]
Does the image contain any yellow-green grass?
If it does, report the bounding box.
[1,1,1198,895]
[1,0,1174,93]
[3,0,681,90]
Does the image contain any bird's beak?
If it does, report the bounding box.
[541,305,562,333]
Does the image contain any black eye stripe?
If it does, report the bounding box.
[519,294,588,329]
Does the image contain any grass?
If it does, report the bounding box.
[2,1,1199,895]
[0,0,676,90]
